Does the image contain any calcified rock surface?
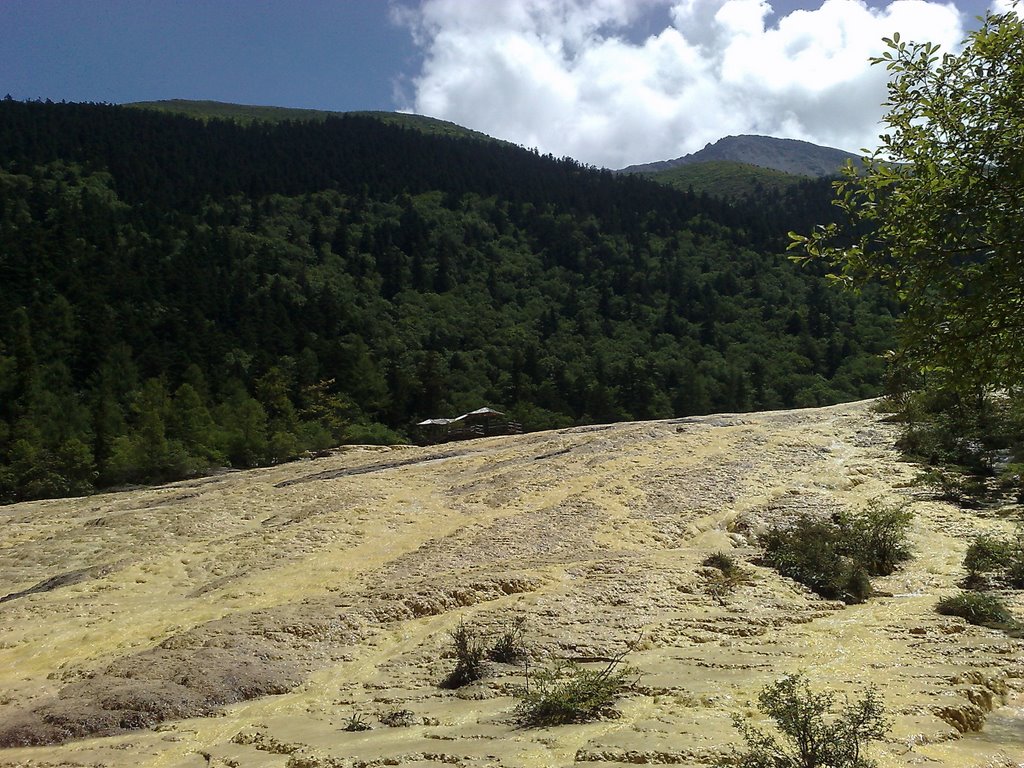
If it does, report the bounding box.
[1,400,1022,768]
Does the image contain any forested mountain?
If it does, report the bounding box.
[641,160,807,198]
[0,98,895,502]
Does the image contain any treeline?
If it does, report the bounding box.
[0,100,895,502]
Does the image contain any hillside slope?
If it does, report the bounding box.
[0,400,1020,767]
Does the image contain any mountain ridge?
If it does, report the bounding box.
[620,134,862,177]
[639,160,808,198]
[128,102,860,181]
[125,98,500,142]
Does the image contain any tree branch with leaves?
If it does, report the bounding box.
[790,9,1024,395]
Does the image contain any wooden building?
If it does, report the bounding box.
[415,407,523,445]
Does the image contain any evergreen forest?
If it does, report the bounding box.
[0,98,896,502]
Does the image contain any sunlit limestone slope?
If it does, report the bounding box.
[0,400,1021,767]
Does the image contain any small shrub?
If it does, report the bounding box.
[720,673,888,768]
[702,551,749,604]
[936,591,1015,627]
[836,500,913,576]
[1007,555,1024,589]
[378,709,416,727]
[996,462,1024,503]
[964,535,1014,580]
[760,516,872,604]
[704,551,738,574]
[961,530,1024,588]
[895,390,997,474]
[515,653,637,727]
[760,503,912,604]
[914,468,985,507]
[489,617,528,664]
[342,713,371,732]
[440,621,486,689]
[843,567,873,605]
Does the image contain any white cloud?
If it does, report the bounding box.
[394,0,967,168]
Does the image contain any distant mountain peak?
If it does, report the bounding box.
[619,135,861,178]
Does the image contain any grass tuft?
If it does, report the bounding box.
[440,620,487,689]
[488,617,528,664]
[936,591,1016,627]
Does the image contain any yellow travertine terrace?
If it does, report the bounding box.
[0,400,1021,767]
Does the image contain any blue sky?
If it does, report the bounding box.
[2,0,1004,167]
[3,1,414,110]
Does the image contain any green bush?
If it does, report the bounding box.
[760,503,912,604]
[344,421,407,446]
[515,654,637,727]
[895,387,1024,508]
[995,462,1024,503]
[962,531,1024,588]
[836,500,913,576]
[964,535,1014,580]
[894,388,997,474]
[936,591,1015,627]
[914,468,986,507]
[1007,556,1024,589]
[760,516,872,603]
[720,673,888,768]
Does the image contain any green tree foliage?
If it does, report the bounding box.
[791,10,1024,394]
[0,100,898,502]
